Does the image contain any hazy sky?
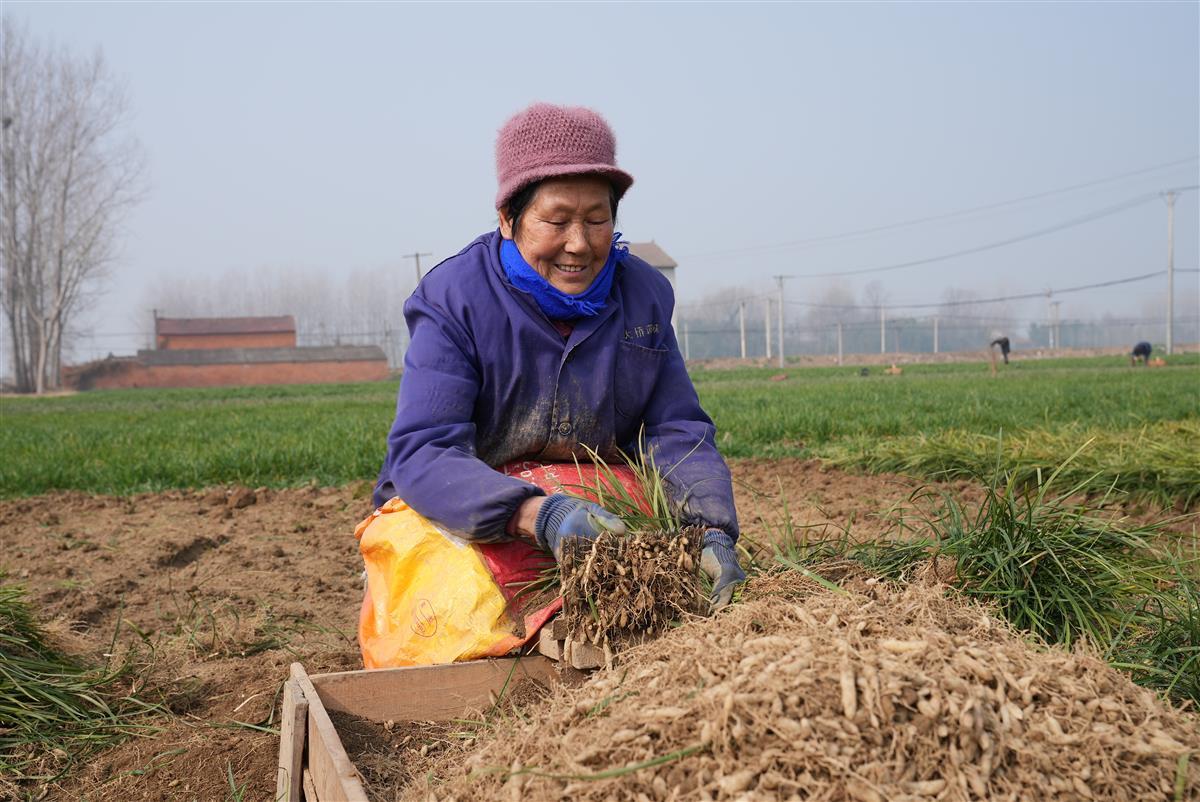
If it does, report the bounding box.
[7,1,1199,359]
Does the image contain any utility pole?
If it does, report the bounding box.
[836,321,844,366]
[403,251,433,284]
[738,300,747,360]
[772,275,792,369]
[764,296,772,360]
[933,316,939,354]
[879,306,886,354]
[683,320,690,361]
[1165,191,1176,355]
[1050,301,1061,350]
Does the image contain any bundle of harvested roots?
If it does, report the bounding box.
[559,527,706,649]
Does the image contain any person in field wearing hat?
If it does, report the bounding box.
[372,103,744,610]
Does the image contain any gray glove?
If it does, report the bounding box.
[701,529,745,612]
[534,493,626,560]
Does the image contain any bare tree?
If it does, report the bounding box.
[1,17,144,392]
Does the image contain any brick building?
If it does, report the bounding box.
[66,316,389,390]
[155,315,297,350]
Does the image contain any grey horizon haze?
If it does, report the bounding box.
[5,1,1199,364]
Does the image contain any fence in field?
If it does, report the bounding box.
[56,313,1199,371]
[669,311,1200,362]
[292,313,1199,367]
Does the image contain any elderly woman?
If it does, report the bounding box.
[373,103,744,609]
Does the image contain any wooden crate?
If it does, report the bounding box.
[276,657,560,802]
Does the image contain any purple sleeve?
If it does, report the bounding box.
[641,321,740,539]
[373,292,543,541]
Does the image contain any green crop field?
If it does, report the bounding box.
[1,354,1197,503]
[696,354,1200,506]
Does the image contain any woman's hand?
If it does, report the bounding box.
[701,529,746,612]
[532,493,627,560]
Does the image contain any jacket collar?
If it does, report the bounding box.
[483,229,622,349]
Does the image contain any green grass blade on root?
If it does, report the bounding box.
[564,443,681,533]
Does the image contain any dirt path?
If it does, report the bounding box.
[0,460,1145,800]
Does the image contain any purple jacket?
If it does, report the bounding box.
[373,229,738,542]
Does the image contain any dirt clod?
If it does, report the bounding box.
[226,487,256,509]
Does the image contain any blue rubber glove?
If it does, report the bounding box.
[534,494,627,560]
[701,529,746,612]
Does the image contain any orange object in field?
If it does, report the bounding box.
[355,461,650,669]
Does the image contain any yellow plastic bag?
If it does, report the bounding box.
[355,498,527,668]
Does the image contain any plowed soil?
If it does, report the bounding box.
[0,460,1175,801]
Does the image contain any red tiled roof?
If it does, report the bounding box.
[155,316,296,336]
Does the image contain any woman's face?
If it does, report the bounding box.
[500,175,614,295]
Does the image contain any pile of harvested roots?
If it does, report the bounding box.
[403,569,1199,802]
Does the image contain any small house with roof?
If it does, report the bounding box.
[155,315,297,350]
[627,241,679,330]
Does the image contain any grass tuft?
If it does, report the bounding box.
[759,448,1200,706]
[0,581,156,787]
[927,468,1199,705]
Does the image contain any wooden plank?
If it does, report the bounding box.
[309,656,559,722]
[301,768,319,802]
[538,627,562,661]
[291,662,370,802]
[275,679,308,802]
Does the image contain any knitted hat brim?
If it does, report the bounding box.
[495,162,634,211]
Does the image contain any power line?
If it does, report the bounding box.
[771,269,1170,311]
[786,190,1197,280]
[680,259,1200,314]
[682,156,1199,260]
[680,268,1176,314]
[893,270,1170,310]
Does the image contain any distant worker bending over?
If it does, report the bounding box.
[990,336,1011,365]
[1130,341,1153,366]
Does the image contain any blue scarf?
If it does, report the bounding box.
[500,233,627,320]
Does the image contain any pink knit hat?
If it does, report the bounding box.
[495,103,634,210]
